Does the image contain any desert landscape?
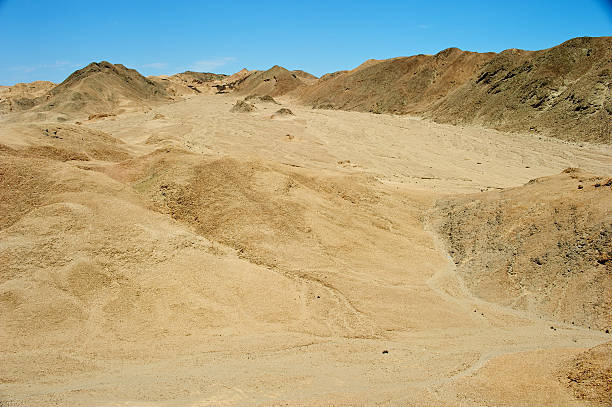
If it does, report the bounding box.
[1,36,611,406]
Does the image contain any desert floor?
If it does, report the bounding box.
[1,94,611,406]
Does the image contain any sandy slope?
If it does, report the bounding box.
[435,169,611,331]
[1,94,611,406]
[0,80,56,114]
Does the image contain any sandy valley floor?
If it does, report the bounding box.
[1,94,611,406]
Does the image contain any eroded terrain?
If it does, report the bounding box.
[1,93,611,406]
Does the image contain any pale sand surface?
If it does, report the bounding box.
[1,94,610,406]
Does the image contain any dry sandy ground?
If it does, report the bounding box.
[1,93,611,406]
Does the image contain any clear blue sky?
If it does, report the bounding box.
[1,0,611,85]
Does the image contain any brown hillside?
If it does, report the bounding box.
[558,341,612,404]
[434,168,612,331]
[297,48,495,114]
[297,36,611,143]
[0,81,56,114]
[291,69,318,84]
[233,65,310,96]
[150,71,227,96]
[431,37,612,143]
[35,61,169,117]
[223,68,253,84]
[210,68,256,94]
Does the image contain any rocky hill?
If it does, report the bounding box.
[1,62,171,118]
[36,61,170,116]
[297,48,494,114]
[434,168,612,331]
[297,36,612,143]
[149,71,227,96]
[224,65,313,96]
[432,37,612,143]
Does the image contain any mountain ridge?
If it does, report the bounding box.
[296,36,612,143]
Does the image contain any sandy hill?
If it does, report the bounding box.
[209,68,256,93]
[296,48,495,114]
[149,71,227,97]
[223,67,252,83]
[290,69,319,84]
[297,36,611,143]
[0,80,56,114]
[435,168,611,330]
[231,65,312,96]
[31,61,170,117]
